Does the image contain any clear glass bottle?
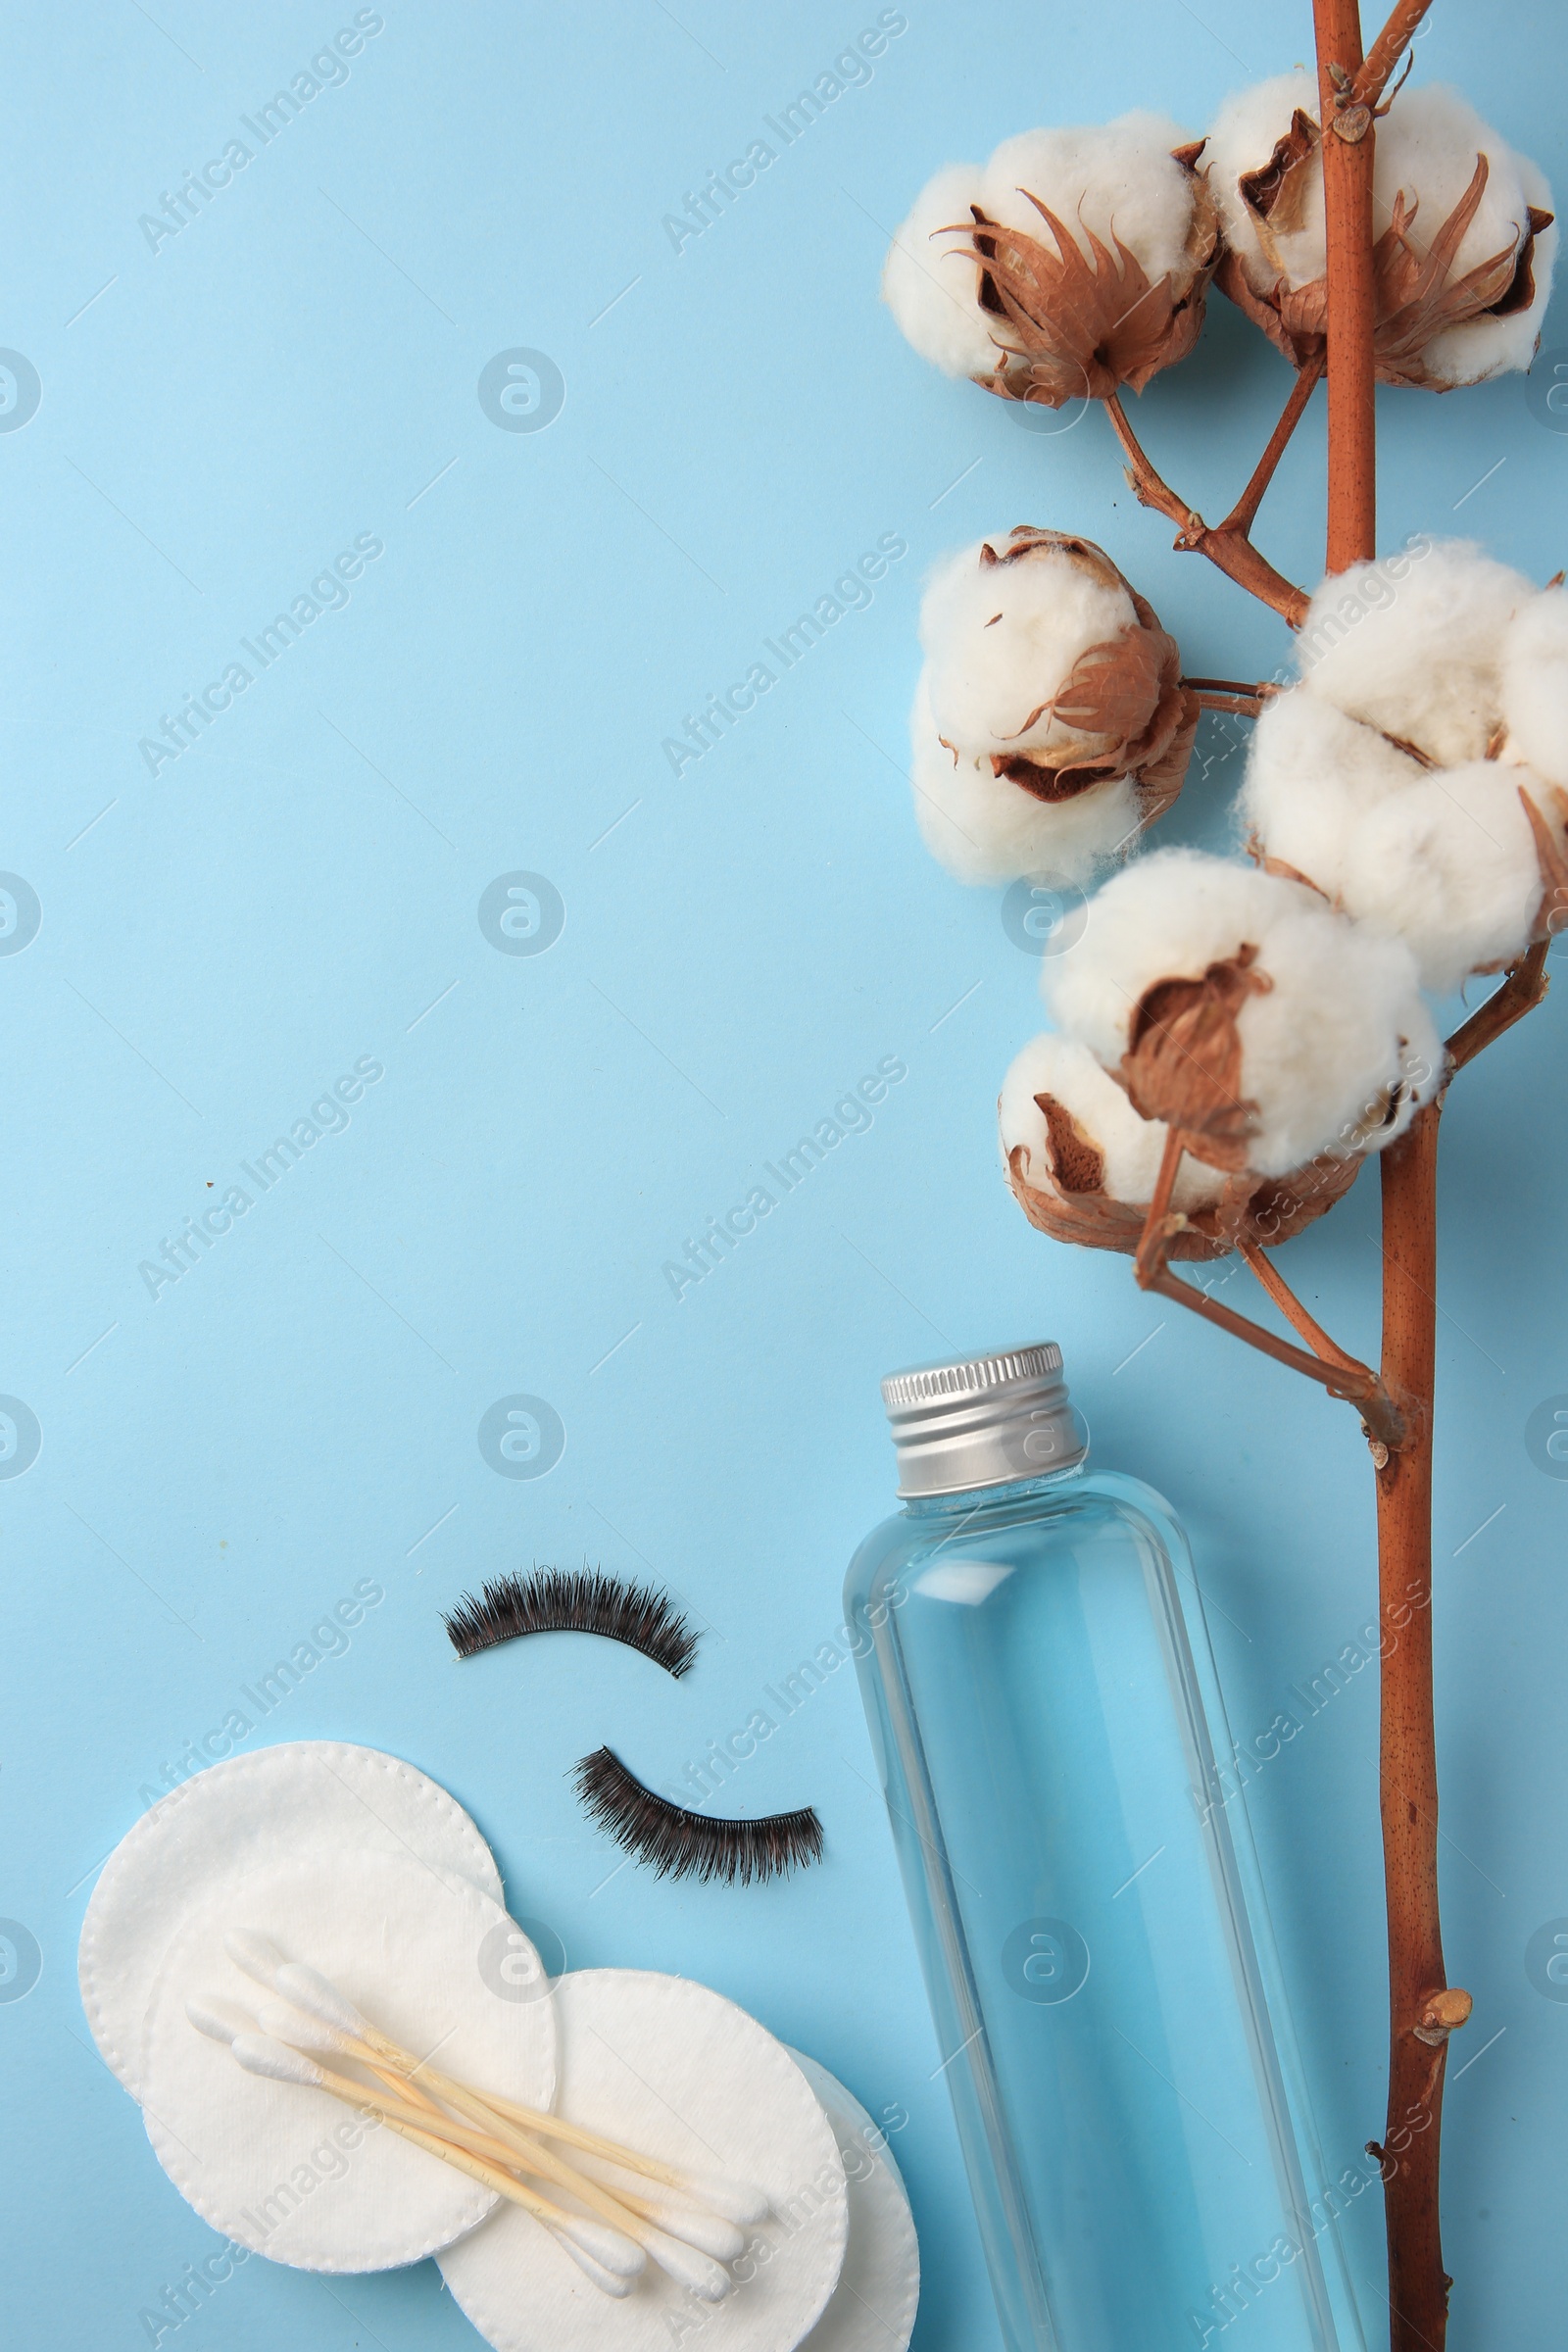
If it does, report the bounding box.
[846,1344,1363,2352]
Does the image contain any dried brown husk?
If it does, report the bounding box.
[1004,1090,1362,1259]
[1216,125,1556,385]
[952,143,1220,407]
[978,527,1200,831]
[1118,947,1272,1170]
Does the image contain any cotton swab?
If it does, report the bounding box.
[262,1984,728,2295]
[234,2033,723,2298]
[197,2004,536,2187]
[267,1955,769,2224]
[254,1999,454,2127]
[221,1935,761,2293]
[554,2237,636,2297]
[190,2003,643,2294]
[253,1996,747,2270]
[564,2152,748,2262]
[228,2035,646,2282]
[184,1995,256,2044]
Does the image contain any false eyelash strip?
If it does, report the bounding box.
[570,1747,824,1886]
[443,1568,700,1679]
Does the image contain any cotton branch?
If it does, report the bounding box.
[1132,1135,1405,1449]
[1446,940,1550,1074]
[1349,0,1435,112]
[1183,678,1279,718]
[1103,380,1314,625]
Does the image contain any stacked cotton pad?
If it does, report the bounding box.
[78,1740,919,2352]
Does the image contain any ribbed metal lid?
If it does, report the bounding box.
[881,1342,1085,1498]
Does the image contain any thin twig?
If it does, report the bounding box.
[1352,0,1434,108]
[1143,1265,1406,1446]
[1222,350,1327,536]
[1190,688,1270,718]
[1237,1238,1368,1373]
[1102,394,1311,625]
[1133,1128,1187,1288]
[1445,941,1550,1074]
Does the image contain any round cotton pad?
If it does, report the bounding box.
[787,2052,919,2352]
[79,1741,504,2098]
[439,1969,849,2352]
[139,1847,556,2272]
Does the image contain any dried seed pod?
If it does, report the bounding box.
[1046,850,1441,1176]
[1205,76,1556,386]
[883,113,1218,405]
[1000,1032,1361,1259]
[909,528,1198,883]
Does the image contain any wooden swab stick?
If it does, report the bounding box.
[227,2034,646,2283]
[566,2157,751,2264]
[254,1999,747,2270]
[259,1953,768,2226]
[189,2002,638,2296]
[204,1995,738,2294]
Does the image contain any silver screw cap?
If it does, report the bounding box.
[881,1342,1086,1498]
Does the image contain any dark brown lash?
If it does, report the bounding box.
[570,1746,824,1886]
[443,1567,699,1679]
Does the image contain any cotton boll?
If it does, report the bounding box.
[1203,71,1324,295]
[1001,1032,1229,1210]
[1499,585,1568,785]
[1244,666,1561,990]
[907,527,1197,882]
[1240,686,1429,898]
[909,674,1144,884]
[1339,761,1547,993]
[1048,853,1316,1066]
[1047,849,1441,1175]
[881,163,998,380]
[1204,77,1555,385]
[885,115,1215,404]
[1298,539,1533,765]
[981,113,1200,289]
[1376,87,1556,388]
[920,536,1136,760]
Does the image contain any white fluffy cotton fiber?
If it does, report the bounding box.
[1046,849,1441,1173]
[883,113,1202,379]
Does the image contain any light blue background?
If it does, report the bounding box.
[2,4,1565,2346]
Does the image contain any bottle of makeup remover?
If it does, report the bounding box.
[846,1343,1364,2352]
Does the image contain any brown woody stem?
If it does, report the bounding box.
[1184,679,1281,717]
[1237,1239,1369,1375]
[1142,1265,1406,1447]
[1315,0,1456,2333]
[1352,0,1435,107]
[1445,940,1550,1073]
[1133,1128,1186,1288]
[1102,393,1311,625]
[1317,0,1378,574]
[1222,349,1327,536]
[1189,688,1270,718]
[1373,1103,1456,2350]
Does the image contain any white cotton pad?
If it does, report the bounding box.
[79,1741,504,2099]
[786,2052,919,2352]
[138,1847,556,2272]
[439,1969,849,2352]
